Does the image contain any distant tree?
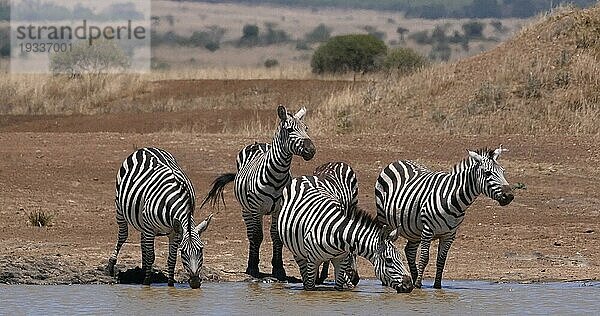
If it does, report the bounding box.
[396,26,409,41]
[462,21,485,39]
[311,34,387,74]
[240,24,260,46]
[263,22,289,45]
[0,1,8,21]
[305,23,331,43]
[490,20,504,32]
[431,25,448,43]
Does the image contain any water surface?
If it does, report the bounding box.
[2,280,599,315]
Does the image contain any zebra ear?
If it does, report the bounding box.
[387,228,399,242]
[195,213,213,235]
[467,150,483,162]
[380,225,394,241]
[492,145,508,161]
[294,107,307,120]
[277,105,288,121]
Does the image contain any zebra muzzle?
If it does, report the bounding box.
[497,185,514,206]
[189,276,201,289]
[301,140,316,161]
[396,275,414,293]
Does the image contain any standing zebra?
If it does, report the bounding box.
[202,105,315,280]
[106,147,213,289]
[312,162,360,286]
[375,146,514,289]
[279,166,414,292]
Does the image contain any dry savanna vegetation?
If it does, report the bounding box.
[1,5,599,136]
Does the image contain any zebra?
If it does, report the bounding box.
[202,105,315,280]
[375,146,514,289]
[106,147,213,289]
[278,164,414,293]
[312,162,360,287]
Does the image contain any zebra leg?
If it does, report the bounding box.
[415,231,434,289]
[303,261,318,291]
[316,261,329,285]
[433,236,455,289]
[269,212,286,281]
[404,240,420,284]
[294,256,309,283]
[167,230,181,287]
[331,257,351,291]
[141,231,156,286]
[242,210,263,278]
[107,207,128,277]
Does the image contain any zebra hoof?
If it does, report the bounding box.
[245,267,261,279]
[272,268,287,281]
[143,277,151,286]
[106,259,117,277]
[433,282,442,289]
[168,281,175,287]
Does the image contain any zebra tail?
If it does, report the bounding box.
[199,173,236,210]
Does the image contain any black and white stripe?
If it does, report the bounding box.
[279,162,413,292]
[202,105,315,280]
[106,147,212,289]
[375,146,514,289]
[312,162,360,286]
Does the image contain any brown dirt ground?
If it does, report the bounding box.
[0,79,598,285]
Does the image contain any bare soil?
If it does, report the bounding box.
[0,79,598,286]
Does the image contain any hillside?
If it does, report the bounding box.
[315,5,600,135]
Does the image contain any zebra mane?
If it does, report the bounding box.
[346,205,381,229]
[452,147,495,172]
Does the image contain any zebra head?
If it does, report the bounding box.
[277,105,316,161]
[468,145,514,206]
[373,226,414,293]
[174,213,213,289]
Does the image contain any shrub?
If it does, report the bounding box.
[295,40,310,50]
[264,58,279,68]
[263,22,289,45]
[50,40,130,75]
[240,24,260,46]
[311,34,387,74]
[462,21,485,38]
[363,25,386,41]
[305,23,331,43]
[428,42,452,61]
[383,47,427,75]
[29,210,53,227]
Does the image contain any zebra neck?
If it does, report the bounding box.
[341,217,380,262]
[449,167,482,211]
[266,128,293,174]
[174,212,195,237]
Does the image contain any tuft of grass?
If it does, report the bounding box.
[28,211,54,227]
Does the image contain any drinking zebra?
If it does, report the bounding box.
[375,146,514,289]
[202,105,315,280]
[312,162,360,286]
[279,163,413,292]
[106,147,213,289]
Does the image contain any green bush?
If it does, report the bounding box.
[311,34,387,74]
[462,21,485,38]
[0,26,9,57]
[383,47,427,75]
[240,24,260,46]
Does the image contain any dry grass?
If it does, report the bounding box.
[0,74,147,115]
[313,4,600,136]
